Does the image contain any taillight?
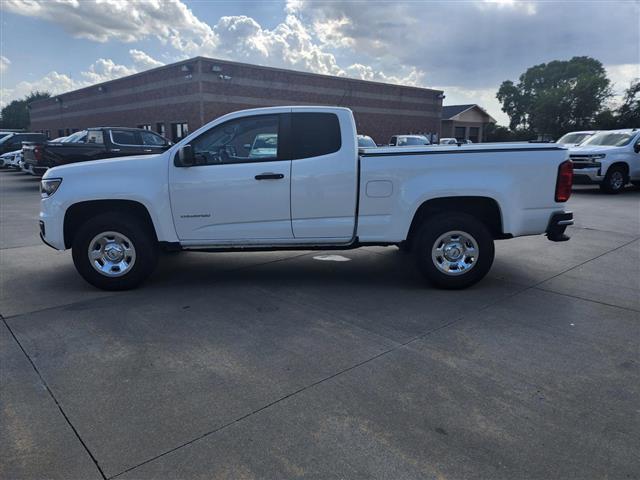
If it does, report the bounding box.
[34,146,42,162]
[555,160,573,202]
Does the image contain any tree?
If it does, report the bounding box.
[0,91,51,129]
[616,80,640,126]
[497,57,611,138]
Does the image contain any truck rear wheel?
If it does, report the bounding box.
[414,213,494,289]
[72,212,158,290]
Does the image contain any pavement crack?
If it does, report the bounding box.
[1,314,108,480]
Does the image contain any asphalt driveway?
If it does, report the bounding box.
[1,170,638,479]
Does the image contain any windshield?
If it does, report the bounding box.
[358,136,376,148]
[0,133,14,145]
[557,132,593,145]
[62,131,87,143]
[398,136,429,146]
[581,131,636,147]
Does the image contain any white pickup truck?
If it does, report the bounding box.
[39,106,574,291]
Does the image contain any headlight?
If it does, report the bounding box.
[40,178,62,198]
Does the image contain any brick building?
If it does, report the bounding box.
[29,57,443,144]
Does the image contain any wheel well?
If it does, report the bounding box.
[405,197,505,246]
[64,200,157,249]
[608,162,629,175]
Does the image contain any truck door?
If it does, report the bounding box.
[289,110,358,239]
[169,113,293,242]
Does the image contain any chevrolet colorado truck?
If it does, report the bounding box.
[39,106,574,291]
[23,127,171,175]
[569,128,640,193]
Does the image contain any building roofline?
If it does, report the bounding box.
[442,103,497,123]
[29,56,443,107]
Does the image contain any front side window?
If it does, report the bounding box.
[141,131,167,146]
[87,130,104,144]
[290,113,341,159]
[111,130,141,145]
[190,114,279,165]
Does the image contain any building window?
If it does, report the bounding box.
[171,122,189,142]
[454,126,466,141]
[468,127,480,143]
[137,124,152,131]
[156,122,166,138]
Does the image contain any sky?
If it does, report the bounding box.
[0,0,639,125]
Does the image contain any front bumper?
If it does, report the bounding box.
[546,211,573,242]
[39,202,66,250]
[571,166,603,184]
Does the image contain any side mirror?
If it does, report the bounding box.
[634,142,640,154]
[174,144,195,167]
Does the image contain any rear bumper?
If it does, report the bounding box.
[546,211,573,242]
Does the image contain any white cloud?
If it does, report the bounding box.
[606,64,640,96]
[129,49,164,70]
[0,50,162,107]
[3,0,218,52]
[0,56,10,73]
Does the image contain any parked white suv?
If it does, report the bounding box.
[569,129,640,193]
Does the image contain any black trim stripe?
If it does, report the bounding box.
[360,147,564,157]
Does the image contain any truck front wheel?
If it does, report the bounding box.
[72,212,158,290]
[600,166,628,194]
[414,213,494,289]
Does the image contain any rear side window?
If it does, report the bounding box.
[141,131,167,146]
[111,130,141,145]
[87,131,104,144]
[291,113,341,159]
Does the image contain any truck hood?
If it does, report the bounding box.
[568,145,622,154]
[43,153,163,179]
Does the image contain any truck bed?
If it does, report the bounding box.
[357,143,568,242]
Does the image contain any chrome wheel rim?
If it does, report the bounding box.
[88,231,136,277]
[431,230,479,276]
[610,171,624,190]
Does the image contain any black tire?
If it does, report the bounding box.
[397,241,412,254]
[414,213,494,289]
[600,166,628,194]
[72,212,158,291]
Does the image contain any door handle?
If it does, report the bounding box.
[255,173,284,180]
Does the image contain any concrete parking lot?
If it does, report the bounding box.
[1,169,639,479]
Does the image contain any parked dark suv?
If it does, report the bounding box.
[23,127,171,174]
